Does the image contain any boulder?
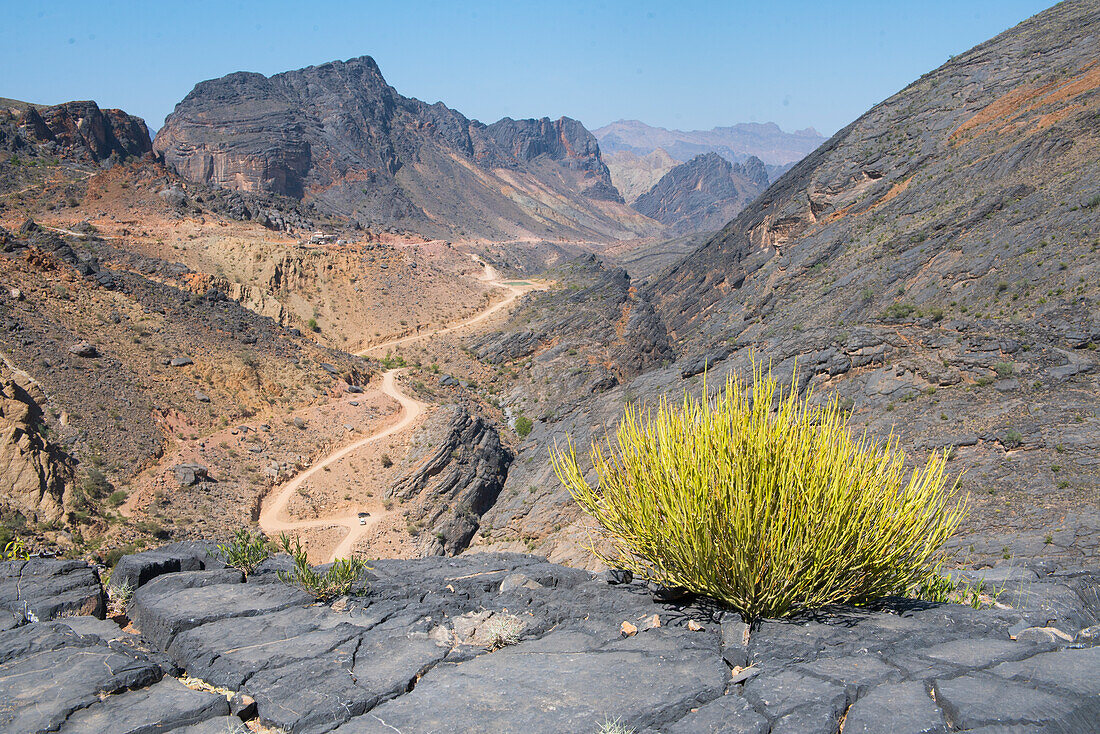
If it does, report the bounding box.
[110,541,225,591]
[67,341,99,358]
[172,464,210,486]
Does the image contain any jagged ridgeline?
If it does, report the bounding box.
[153,56,659,241]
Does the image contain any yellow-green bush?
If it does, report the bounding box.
[552,362,967,619]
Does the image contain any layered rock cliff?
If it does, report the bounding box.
[154,57,653,241]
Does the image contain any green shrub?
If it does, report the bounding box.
[277,534,368,601]
[880,302,916,320]
[380,453,393,468]
[552,362,966,619]
[2,538,29,561]
[515,415,533,438]
[103,544,137,567]
[381,353,407,369]
[215,529,271,575]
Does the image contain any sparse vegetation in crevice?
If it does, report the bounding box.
[215,529,272,575]
[276,533,369,601]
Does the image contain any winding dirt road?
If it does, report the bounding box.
[356,255,543,355]
[260,255,542,561]
[257,369,427,562]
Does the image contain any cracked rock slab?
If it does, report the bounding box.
[841,681,947,734]
[57,676,229,733]
[0,623,162,733]
[332,628,727,733]
[241,629,449,733]
[0,558,106,621]
[933,673,1100,731]
[128,572,308,649]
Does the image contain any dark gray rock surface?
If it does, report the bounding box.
[56,677,229,733]
[4,549,1100,733]
[0,622,163,732]
[634,152,767,235]
[109,541,226,591]
[0,558,105,621]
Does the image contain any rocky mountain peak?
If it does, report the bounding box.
[633,151,768,234]
[153,57,638,238]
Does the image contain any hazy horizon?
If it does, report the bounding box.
[2,1,1056,137]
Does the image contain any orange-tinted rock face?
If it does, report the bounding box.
[0,368,74,524]
[17,101,151,164]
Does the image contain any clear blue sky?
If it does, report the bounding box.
[1,1,1055,136]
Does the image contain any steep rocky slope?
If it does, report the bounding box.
[474,0,1100,568]
[154,57,658,242]
[633,152,768,235]
[595,119,825,167]
[0,218,379,553]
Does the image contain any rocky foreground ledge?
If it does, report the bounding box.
[1,545,1099,733]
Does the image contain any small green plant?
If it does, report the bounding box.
[913,571,1003,609]
[106,578,134,609]
[307,318,320,332]
[479,614,526,650]
[596,718,635,734]
[2,538,29,561]
[514,415,533,438]
[380,453,393,468]
[553,361,967,619]
[381,353,407,369]
[1003,429,1023,448]
[277,534,368,601]
[992,362,1014,377]
[215,529,271,575]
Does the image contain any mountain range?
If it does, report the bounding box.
[154,57,659,243]
[152,58,811,243]
[2,0,1096,582]
[594,119,825,168]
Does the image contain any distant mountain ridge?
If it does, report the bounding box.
[603,148,679,204]
[594,119,825,168]
[154,56,657,242]
[633,152,768,235]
